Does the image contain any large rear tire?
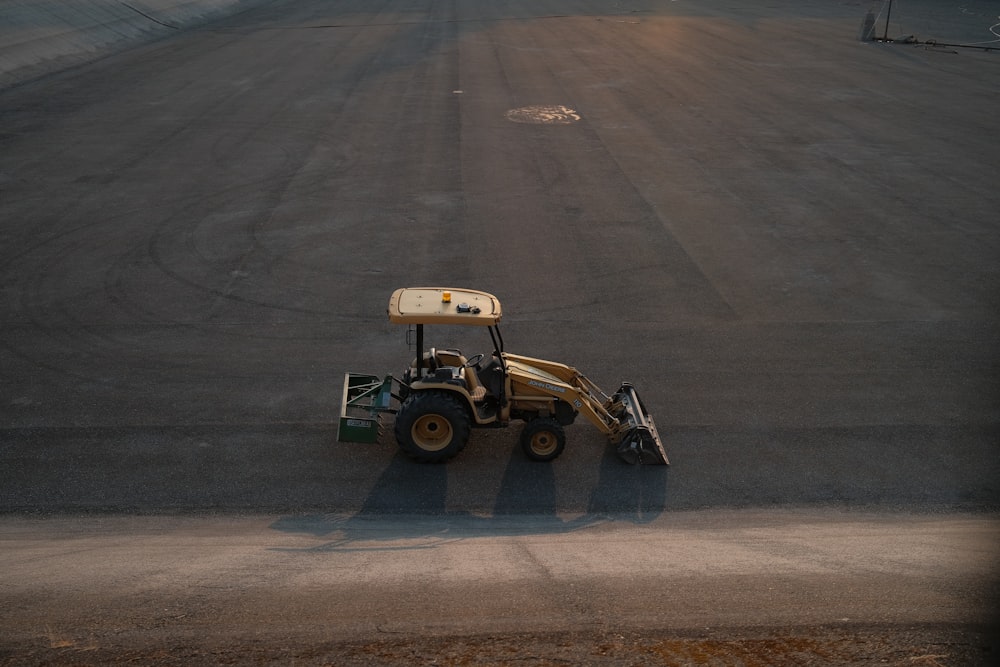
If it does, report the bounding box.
[520,418,566,462]
[394,390,471,463]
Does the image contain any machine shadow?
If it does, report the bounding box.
[588,446,668,523]
[493,444,558,516]
[270,444,669,549]
[355,450,449,516]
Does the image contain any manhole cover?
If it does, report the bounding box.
[505,105,581,125]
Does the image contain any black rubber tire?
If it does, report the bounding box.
[520,418,566,462]
[394,390,471,463]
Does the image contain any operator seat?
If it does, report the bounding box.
[412,348,487,402]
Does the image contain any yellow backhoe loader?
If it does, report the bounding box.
[339,287,668,465]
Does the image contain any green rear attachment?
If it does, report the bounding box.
[338,373,395,444]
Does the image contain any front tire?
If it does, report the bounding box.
[394,391,471,463]
[520,418,566,462]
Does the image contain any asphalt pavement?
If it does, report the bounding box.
[1,0,998,515]
[0,0,998,662]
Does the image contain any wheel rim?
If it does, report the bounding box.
[411,414,454,451]
[529,431,558,456]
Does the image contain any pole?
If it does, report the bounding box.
[415,324,424,376]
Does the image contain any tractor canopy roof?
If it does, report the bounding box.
[388,287,502,326]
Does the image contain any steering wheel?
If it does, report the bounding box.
[463,353,485,368]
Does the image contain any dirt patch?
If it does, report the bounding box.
[3,624,996,666]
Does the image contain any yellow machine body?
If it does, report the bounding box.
[341,287,668,465]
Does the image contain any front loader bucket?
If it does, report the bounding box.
[614,383,669,465]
